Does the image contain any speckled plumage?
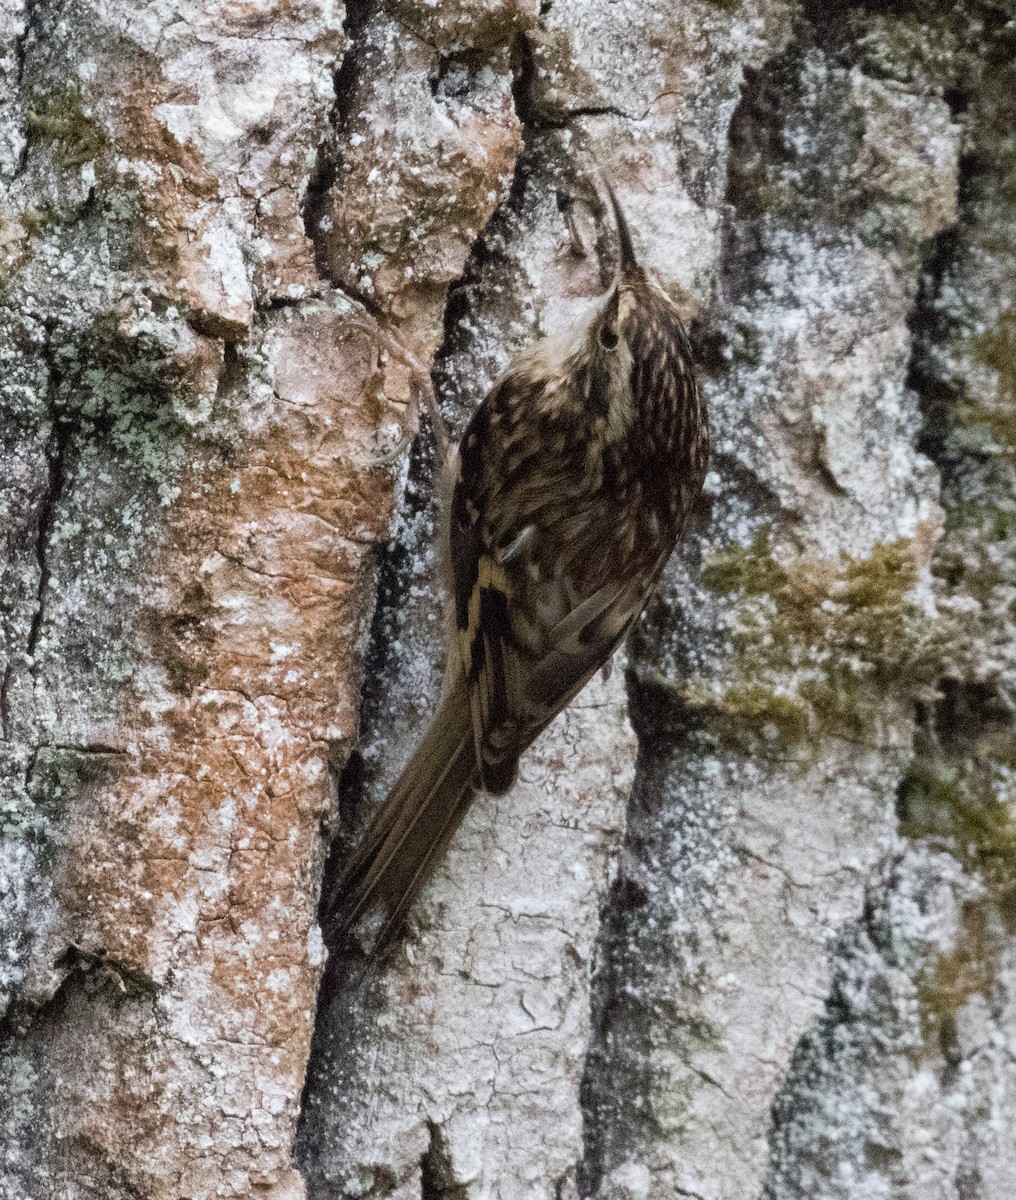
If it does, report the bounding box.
[324,188,709,957]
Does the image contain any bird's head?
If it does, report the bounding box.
[589,183,646,357]
[573,184,694,436]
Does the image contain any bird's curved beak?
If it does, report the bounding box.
[603,182,639,279]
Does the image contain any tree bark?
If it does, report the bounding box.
[1,3,1015,1199]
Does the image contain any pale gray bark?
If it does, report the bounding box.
[1,3,1015,1199]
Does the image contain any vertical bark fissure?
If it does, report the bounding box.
[903,89,976,482]
[12,0,50,178]
[302,0,382,283]
[13,0,39,89]
[761,18,1016,1198]
[420,1119,469,1200]
[297,16,556,1186]
[25,339,69,669]
[2,336,69,742]
[575,37,791,1190]
[295,14,533,1187]
[0,655,13,742]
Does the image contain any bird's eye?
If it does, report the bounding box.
[599,324,619,350]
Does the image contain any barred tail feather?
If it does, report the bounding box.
[323,678,477,958]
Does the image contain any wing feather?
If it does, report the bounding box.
[449,365,671,796]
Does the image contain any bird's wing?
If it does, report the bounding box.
[449,385,665,794]
[455,530,660,795]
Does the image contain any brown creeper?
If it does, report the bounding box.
[324,185,710,957]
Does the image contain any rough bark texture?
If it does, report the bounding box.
[1,2,1014,1199]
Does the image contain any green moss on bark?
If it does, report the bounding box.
[682,535,947,746]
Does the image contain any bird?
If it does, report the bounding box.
[322,183,710,959]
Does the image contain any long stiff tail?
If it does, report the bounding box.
[322,678,477,958]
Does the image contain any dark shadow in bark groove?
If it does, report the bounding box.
[25,336,71,668]
[575,711,686,1198]
[762,17,1016,1199]
[420,1121,470,1200]
[294,64,546,1200]
[574,31,799,1193]
[302,0,381,281]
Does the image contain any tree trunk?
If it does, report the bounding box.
[1,2,1015,1198]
